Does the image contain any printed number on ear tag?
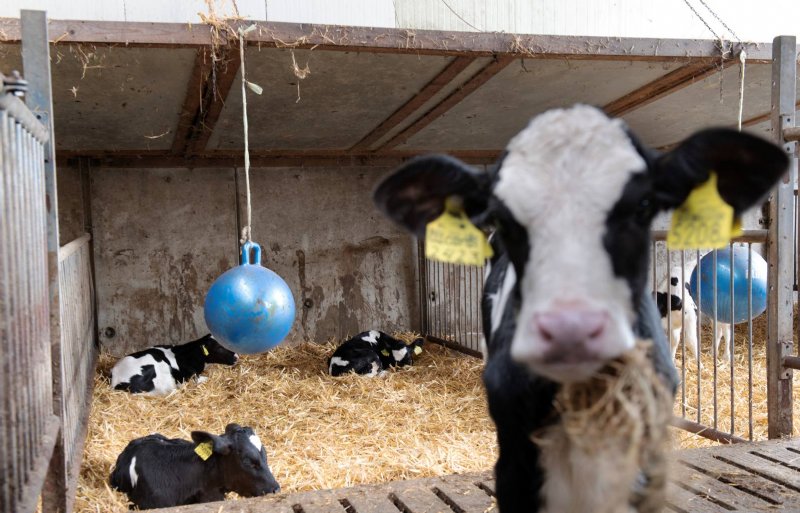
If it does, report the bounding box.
[425,199,493,266]
[667,172,736,250]
[195,441,213,461]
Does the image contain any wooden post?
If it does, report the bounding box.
[767,35,797,439]
[20,9,68,512]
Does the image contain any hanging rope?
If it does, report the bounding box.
[238,24,257,244]
[737,49,746,131]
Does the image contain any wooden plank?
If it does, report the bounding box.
[680,449,797,506]
[380,56,514,150]
[391,483,451,513]
[432,475,496,513]
[350,56,475,151]
[752,443,800,468]
[0,18,779,61]
[675,461,774,511]
[742,100,800,128]
[714,448,800,492]
[665,482,729,513]
[343,489,400,513]
[604,59,730,117]
[297,494,348,513]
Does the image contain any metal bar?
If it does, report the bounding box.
[695,248,702,425]
[21,9,66,512]
[425,335,483,359]
[0,95,48,143]
[729,243,735,436]
[766,34,797,439]
[784,127,800,143]
[748,244,754,441]
[781,356,800,370]
[651,229,768,242]
[670,417,748,445]
[712,249,718,430]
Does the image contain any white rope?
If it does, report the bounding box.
[737,49,746,131]
[238,26,253,243]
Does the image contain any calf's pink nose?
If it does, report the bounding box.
[533,309,608,346]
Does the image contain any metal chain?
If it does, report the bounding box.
[696,0,742,43]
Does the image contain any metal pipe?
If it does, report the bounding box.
[671,417,747,444]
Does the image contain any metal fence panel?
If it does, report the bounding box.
[0,94,59,513]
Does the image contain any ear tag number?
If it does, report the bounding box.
[195,441,213,461]
[667,172,736,250]
[425,198,493,266]
[413,345,423,355]
[202,345,209,356]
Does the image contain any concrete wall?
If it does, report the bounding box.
[56,165,86,244]
[88,166,418,356]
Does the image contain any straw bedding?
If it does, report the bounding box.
[74,336,497,512]
[75,306,798,511]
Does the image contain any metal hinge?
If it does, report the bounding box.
[1,70,28,97]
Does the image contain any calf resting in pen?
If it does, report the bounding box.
[374,105,787,512]
[110,423,280,508]
[328,330,424,376]
[111,333,239,396]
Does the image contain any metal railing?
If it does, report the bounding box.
[0,93,59,513]
[52,234,97,513]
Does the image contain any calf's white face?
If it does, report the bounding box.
[495,107,645,380]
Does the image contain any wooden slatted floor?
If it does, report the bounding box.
[156,439,800,512]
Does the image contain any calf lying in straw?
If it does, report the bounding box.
[374,104,787,512]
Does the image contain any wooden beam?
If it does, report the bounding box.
[56,149,502,168]
[171,48,211,155]
[0,18,779,62]
[350,56,475,151]
[742,99,800,128]
[185,44,241,156]
[604,59,732,118]
[380,56,514,150]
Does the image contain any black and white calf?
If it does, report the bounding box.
[109,423,280,509]
[111,334,238,396]
[374,105,787,513]
[328,330,424,376]
[656,266,731,365]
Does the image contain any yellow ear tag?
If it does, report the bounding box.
[667,172,736,250]
[202,345,209,356]
[380,349,390,356]
[425,198,493,266]
[413,345,423,355]
[194,441,213,461]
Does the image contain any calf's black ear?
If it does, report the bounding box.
[652,129,788,214]
[373,155,492,237]
[191,431,233,455]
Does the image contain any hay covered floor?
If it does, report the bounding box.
[76,338,497,512]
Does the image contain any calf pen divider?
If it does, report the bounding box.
[1,11,99,513]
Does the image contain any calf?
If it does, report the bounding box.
[328,330,424,376]
[111,334,238,396]
[656,267,731,365]
[109,423,280,509]
[374,105,786,512]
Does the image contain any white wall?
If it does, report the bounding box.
[2,0,798,43]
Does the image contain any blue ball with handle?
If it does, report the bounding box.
[204,241,295,354]
[688,246,768,325]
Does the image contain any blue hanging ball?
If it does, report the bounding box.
[688,245,768,325]
[204,241,295,354]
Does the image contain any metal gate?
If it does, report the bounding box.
[1,11,99,513]
[0,83,59,513]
